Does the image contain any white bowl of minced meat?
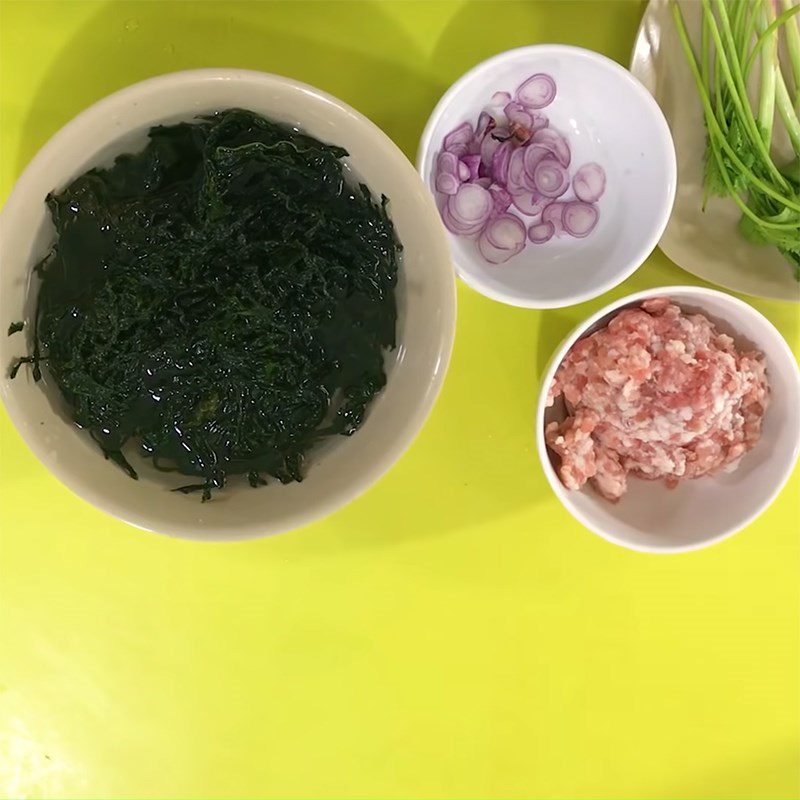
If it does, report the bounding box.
[536,286,800,553]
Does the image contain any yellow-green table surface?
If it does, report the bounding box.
[1,2,798,798]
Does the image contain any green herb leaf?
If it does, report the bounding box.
[673,0,800,278]
[16,109,400,498]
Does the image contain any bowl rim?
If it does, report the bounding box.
[535,284,800,553]
[416,43,678,309]
[0,68,457,541]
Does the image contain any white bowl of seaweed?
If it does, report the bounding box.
[0,69,456,540]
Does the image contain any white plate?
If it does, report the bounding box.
[630,0,800,302]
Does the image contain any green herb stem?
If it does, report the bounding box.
[757,1,778,147]
[674,4,800,209]
[674,0,800,264]
[776,65,800,153]
[744,1,800,78]
[779,0,800,107]
[707,0,790,189]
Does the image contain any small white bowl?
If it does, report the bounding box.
[0,69,456,541]
[417,45,677,309]
[536,286,800,553]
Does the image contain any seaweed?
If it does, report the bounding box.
[12,109,399,499]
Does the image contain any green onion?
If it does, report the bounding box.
[672,0,800,278]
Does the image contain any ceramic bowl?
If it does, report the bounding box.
[417,44,677,308]
[0,69,456,540]
[536,286,800,553]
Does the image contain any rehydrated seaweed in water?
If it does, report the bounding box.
[13,109,399,499]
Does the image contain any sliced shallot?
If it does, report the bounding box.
[435,172,460,195]
[529,112,549,133]
[443,121,474,153]
[443,183,493,235]
[437,151,459,176]
[480,130,504,167]
[542,202,567,235]
[461,154,482,181]
[489,183,513,214]
[506,147,537,195]
[512,192,549,217]
[572,162,606,203]
[478,213,526,264]
[533,158,570,198]
[528,220,555,243]
[504,102,534,129]
[523,144,548,182]
[491,141,513,186]
[531,128,570,167]
[432,72,606,262]
[475,111,496,142]
[563,201,599,238]
[442,203,481,237]
[516,73,557,109]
